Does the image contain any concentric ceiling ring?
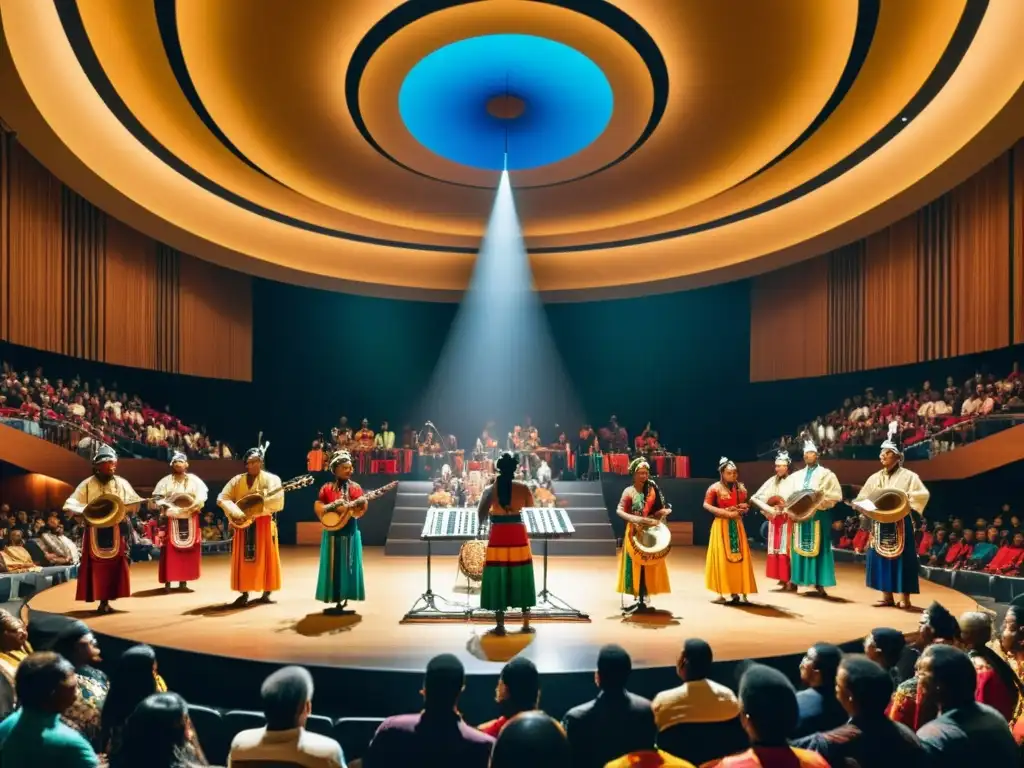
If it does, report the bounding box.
[347,0,667,189]
[398,34,613,172]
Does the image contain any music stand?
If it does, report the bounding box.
[401,538,470,622]
[533,536,589,620]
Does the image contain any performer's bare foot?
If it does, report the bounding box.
[899,594,914,610]
[231,593,249,607]
[255,591,274,604]
[96,600,113,615]
[815,586,829,598]
[775,580,788,590]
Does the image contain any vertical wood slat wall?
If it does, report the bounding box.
[0,135,252,382]
[750,141,1024,382]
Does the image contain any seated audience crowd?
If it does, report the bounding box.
[771,363,1023,460]
[0,599,1021,766]
[0,361,233,460]
[833,502,1024,577]
[0,503,231,571]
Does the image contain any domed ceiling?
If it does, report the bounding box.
[1,0,1023,300]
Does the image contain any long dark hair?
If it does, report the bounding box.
[110,692,201,768]
[101,644,159,753]
[496,452,518,508]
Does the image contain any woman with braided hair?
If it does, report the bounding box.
[616,456,671,614]
[477,451,537,635]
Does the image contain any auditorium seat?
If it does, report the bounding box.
[224,709,267,742]
[334,717,384,762]
[305,713,334,738]
[187,704,228,764]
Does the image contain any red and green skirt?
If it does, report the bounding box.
[480,516,536,610]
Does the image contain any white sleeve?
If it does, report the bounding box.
[906,472,930,515]
[817,470,842,509]
[191,475,210,507]
[262,473,285,515]
[217,475,243,518]
[63,478,93,515]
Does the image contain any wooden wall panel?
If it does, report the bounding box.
[178,253,252,381]
[827,242,864,374]
[948,156,1010,357]
[751,146,1021,382]
[1013,141,1023,345]
[0,132,252,381]
[105,218,159,370]
[749,258,828,382]
[862,214,919,370]
[5,142,63,353]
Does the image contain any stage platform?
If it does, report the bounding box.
[26,547,976,719]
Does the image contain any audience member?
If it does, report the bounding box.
[890,601,959,730]
[478,657,540,738]
[793,644,846,738]
[1,530,41,573]
[957,611,1023,723]
[793,655,926,767]
[985,531,1024,575]
[943,530,972,568]
[363,653,493,768]
[0,651,98,767]
[228,666,343,767]
[0,609,31,718]
[561,644,656,768]
[915,644,1018,767]
[653,638,746,765]
[998,604,1024,744]
[52,620,107,748]
[111,692,207,768]
[703,664,827,767]
[101,644,165,757]
[925,528,949,566]
[489,711,571,768]
[963,528,998,570]
[864,627,915,687]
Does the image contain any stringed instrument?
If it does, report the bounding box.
[318,481,398,532]
[229,474,315,530]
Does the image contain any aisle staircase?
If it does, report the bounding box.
[383,479,616,557]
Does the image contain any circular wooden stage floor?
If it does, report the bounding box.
[29,547,976,675]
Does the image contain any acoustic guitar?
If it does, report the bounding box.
[318,481,398,532]
[229,474,315,530]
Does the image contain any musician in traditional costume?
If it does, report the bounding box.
[151,452,208,592]
[854,424,929,610]
[752,451,794,589]
[63,445,138,614]
[616,457,671,614]
[353,419,375,452]
[477,452,537,635]
[703,458,757,604]
[314,451,366,614]
[784,439,842,597]
[217,440,283,606]
[373,421,395,451]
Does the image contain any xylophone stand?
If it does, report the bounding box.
[535,537,589,620]
[402,538,467,622]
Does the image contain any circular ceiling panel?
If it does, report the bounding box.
[397,34,614,172]
[0,0,1021,299]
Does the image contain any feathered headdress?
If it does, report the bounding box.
[244,432,270,463]
[802,438,818,454]
[774,450,791,466]
[879,420,902,459]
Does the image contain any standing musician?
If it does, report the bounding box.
[63,445,139,614]
[616,457,671,614]
[314,451,366,615]
[703,457,757,604]
[752,451,795,590]
[373,421,395,451]
[217,439,283,607]
[854,424,929,610]
[784,439,842,597]
[151,451,208,592]
[476,452,537,636]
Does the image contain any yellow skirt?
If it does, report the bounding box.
[231,516,282,593]
[616,523,671,596]
[705,517,757,596]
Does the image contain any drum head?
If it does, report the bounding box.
[458,540,487,581]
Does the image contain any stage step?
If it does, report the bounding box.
[384,479,616,556]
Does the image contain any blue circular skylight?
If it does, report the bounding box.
[398,34,614,171]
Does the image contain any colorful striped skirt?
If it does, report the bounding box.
[480,514,536,611]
